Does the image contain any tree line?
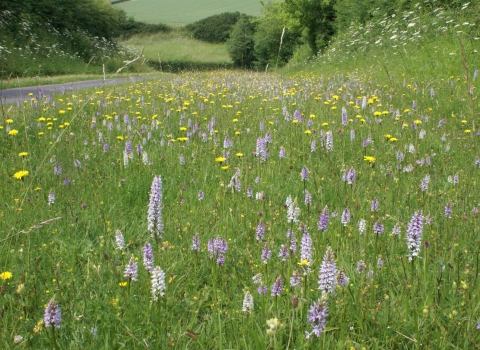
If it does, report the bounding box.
[225,0,469,69]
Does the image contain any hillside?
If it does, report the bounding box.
[113,0,268,26]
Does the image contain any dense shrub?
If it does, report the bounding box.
[118,17,171,39]
[0,0,127,40]
[185,12,242,43]
[253,3,301,70]
[227,15,257,68]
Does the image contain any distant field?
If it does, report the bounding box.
[123,32,231,63]
[112,0,268,26]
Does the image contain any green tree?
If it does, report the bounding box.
[253,2,301,70]
[227,15,256,68]
[185,12,241,43]
[283,0,336,55]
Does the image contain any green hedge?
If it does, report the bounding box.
[147,60,234,73]
[185,12,242,43]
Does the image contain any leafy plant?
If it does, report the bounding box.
[185,12,242,43]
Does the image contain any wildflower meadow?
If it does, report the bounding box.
[1,65,479,349]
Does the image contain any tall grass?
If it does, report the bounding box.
[1,1,479,349]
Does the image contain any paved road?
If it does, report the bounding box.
[0,77,146,105]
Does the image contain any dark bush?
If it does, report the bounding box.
[118,17,171,39]
[185,12,242,43]
[227,15,257,68]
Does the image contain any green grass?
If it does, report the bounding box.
[0,72,171,89]
[113,0,268,26]
[123,31,231,64]
[1,2,480,349]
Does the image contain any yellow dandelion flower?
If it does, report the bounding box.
[59,110,66,114]
[235,131,241,135]
[119,282,128,287]
[322,122,329,127]
[413,120,422,125]
[304,130,311,135]
[389,137,398,142]
[297,259,310,267]
[116,136,124,141]
[0,271,12,280]
[8,129,19,136]
[179,127,187,131]
[385,134,391,139]
[215,157,226,163]
[6,119,13,123]
[465,129,471,133]
[18,152,28,157]
[292,119,299,124]
[236,153,244,157]
[13,170,28,180]
[461,120,467,124]
[232,118,239,122]
[221,166,229,171]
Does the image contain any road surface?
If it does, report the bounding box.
[0,77,146,106]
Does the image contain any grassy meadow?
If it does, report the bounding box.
[123,31,231,64]
[1,2,480,350]
[113,0,267,26]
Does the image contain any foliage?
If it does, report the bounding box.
[227,15,257,68]
[185,12,242,43]
[0,0,127,40]
[253,2,301,70]
[118,17,171,39]
[0,0,168,77]
[147,60,234,73]
[283,0,337,55]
